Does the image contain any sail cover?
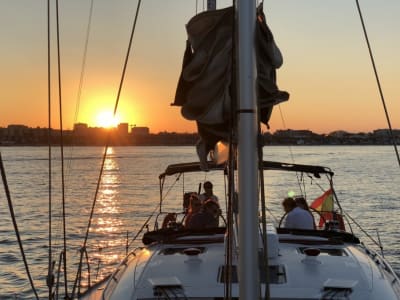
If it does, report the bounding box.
[174,5,289,167]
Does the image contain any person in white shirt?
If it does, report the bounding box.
[282,197,314,230]
[199,181,219,203]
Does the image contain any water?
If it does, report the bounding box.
[0,146,399,299]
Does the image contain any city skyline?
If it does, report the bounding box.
[1,122,398,135]
[1,1,399,134]
[2,122,399,147]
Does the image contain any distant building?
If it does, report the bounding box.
[131,126,150,135]
[6,125,29,143]
[274,129,315,138]
[373,129,400,137]
[372,129,400,144]
[73,123,89,133]
[272,129,323,145]
[118,123,129,135]
[328,130,350,138]
[7,124,28,135]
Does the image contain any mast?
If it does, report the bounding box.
[236,0,260,299]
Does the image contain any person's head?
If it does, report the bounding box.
[189,193,202,213]
[282,197,296,213]
[203,199,220,218]
[203,181,213,196]
[295,196,309,211]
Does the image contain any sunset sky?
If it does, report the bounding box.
[0,0,399,134]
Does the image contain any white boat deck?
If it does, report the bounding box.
[80,226,400,299]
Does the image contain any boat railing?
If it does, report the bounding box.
[361,244,400,287]
[276,227,361,244]
[343,210,391,256]
[155,211,187,231]
[142,226,227,245]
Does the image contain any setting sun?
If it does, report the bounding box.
[95,111,120,128]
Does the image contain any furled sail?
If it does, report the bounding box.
[174,5,289,167]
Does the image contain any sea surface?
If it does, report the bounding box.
[0,145,399,299]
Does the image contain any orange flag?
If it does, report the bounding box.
[310,189,346,230]
[310,189,334,212]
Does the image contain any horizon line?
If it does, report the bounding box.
[1,123,399,135]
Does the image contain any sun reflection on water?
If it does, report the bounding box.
[94,151,121,233]
[87,147,128,281]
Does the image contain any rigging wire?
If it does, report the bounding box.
[74,0,94,127]
[112,0,142,119]
[54,0,69,296]
[71,1,143,296]
[224,137,235,300]
[262,3,304,220]
[224,2,236,297]
[128,203,160,249]
[256,8,271,298]
[56,5,95,283]
[276,105,304,195]
[354,0,400,168]
[343,211,382,249]
[46,0,54,298]
[258,141,271,300]
[0,154,39,300]
[64,0,95,191]
[277,106,296,163]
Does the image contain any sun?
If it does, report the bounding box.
[95,111,120,128]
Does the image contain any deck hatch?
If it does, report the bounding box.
[320,278,357,298]
[148,277,186,298]
[160,247,206,255]
[299,247,347,256]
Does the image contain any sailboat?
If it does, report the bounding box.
[75,1,400,300]
[3,0,398,299]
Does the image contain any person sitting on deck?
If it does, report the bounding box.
[186,199,220,229]
[199,181,219,204]
[184,193,202,227]
[161,212,177,228]
[282,197,314,230]
[295,196,316,229]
